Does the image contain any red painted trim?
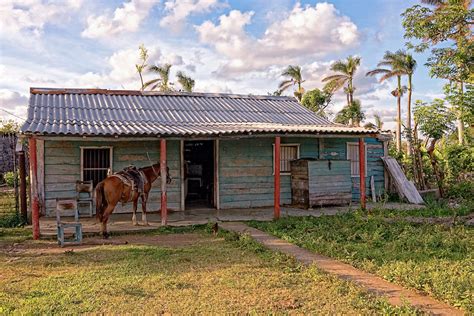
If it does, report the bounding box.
[29,137,40,239]
[160,139,168,225]
[274,136,281,219]
[359,138,366,210]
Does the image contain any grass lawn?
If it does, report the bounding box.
[250,212,473,313]
[0,227,420,314]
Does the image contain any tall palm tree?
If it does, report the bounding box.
[374,114,384,129]
[176,71,195,92]
[398,52,417,154]
[322,56,361,107]
[366,51,406,152]
[144,63,173,91]
[279,65,305,102]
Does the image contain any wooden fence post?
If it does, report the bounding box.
[359,138,366,210]
[28,137,40,239]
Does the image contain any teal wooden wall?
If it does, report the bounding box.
[319,137,385,200]
[43,136,385,214]
[44,140,180,216]
[219,136,385,209]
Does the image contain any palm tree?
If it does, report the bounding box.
[279,65,305,102]
[374,114,384,129]
[176,71,195,92]
[366,51,406,152]
[398,52,417,155]
[135,44,149,91]
[144,63,173,91]
[335,99,365,127]
[322,56,361,107]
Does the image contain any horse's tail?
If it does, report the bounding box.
[96,181,106,222]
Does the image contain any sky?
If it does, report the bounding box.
[0,0,446,129]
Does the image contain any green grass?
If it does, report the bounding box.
[372,199,474,218]
[250,213,473,312]
[0,228,420,314]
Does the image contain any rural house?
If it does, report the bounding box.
[20,88,389,236]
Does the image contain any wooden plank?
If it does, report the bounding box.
[371,175,377,202]
[215,139,220,210]
[381,157,424,204]
[180,140,185,211]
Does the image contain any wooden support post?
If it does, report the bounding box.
[359,138,366,210]
[18,150,27,222]
[160,139,167,226]
[180,140,185,212]
[28,137,40,239]
[214,139,220,210]
[274,136,281,219]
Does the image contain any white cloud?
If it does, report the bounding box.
[0,0,82,40]
[160,0,223,32]
[0,90,29,121]
[81,0,159,39]
[196,2,360,75]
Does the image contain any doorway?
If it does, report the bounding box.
[184,140,215,209]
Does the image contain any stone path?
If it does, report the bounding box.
[221,222,463,316]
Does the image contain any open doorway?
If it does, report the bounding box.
[184,140,215,209]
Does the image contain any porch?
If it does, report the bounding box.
[38,202,423,238]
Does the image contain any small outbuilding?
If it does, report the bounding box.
[21,88,389,238]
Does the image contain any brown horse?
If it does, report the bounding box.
[95,163,171,238]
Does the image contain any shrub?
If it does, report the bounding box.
[3,171,17,187]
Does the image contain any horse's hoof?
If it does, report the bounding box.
[132,222,138,226]
[102,232,109,239]
[143,222,150,226]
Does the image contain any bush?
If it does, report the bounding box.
[444,144,474,182]
[3,172,17,187]
[445,181,474,201]
[0,213,24,228]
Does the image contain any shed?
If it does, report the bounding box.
[20,88,389,238]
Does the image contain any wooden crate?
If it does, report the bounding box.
[291,159,352,208]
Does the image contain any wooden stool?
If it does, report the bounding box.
[56,198,82,247]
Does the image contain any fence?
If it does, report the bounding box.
[0,133,21,222]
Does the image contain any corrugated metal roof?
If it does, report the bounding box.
[21,88,376,136]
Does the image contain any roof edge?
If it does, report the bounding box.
[29,87,296,101]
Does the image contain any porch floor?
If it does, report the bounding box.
[39,202,423,238]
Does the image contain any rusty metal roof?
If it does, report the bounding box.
[21,88,376,137]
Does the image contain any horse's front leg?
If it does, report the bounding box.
[132,197,138,226]
[141,194,149,226]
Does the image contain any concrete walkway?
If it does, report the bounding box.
[221,222,462,316]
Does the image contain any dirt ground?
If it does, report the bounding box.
[0,233,209,257]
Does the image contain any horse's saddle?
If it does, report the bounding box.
[111,166,147,195]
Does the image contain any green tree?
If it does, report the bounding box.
[300,88,332,116]
[366,50,407,152]
[279,65,305,102]
[145,63,173,91]
[335,100,365,127]
[176,71,195,92]
[135,44,149,91]
[414,99,455,196]
[0,119,19,133]
[322,55,361,107]
[402,0,473,144]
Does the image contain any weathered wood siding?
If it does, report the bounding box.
[319,137,385,200]
[218,137,318,209]
[44,140,180,216]
[291,160,352,208]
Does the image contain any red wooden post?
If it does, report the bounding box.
[274,136,281,219]
[28,137,40,239]
[359,138,366,210]
[160,139,167,225]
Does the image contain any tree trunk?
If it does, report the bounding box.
[406,75,413,156]
[426,138,444,197]
[396,76,402,153]
[458,81,465,145]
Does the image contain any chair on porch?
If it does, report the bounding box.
[76,180,93,217]
[56,198,83,247]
